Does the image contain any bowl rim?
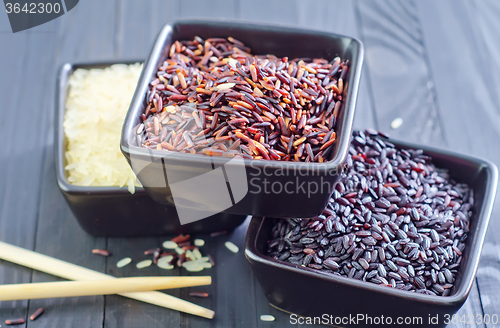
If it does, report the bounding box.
[245,137,498,306]
[55,60,147,195]
[120,18,364,172]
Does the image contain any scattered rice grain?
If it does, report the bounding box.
[189,292,209,298]
[116,257,132,268]
[157,256,175,270]
[183,262,204,272]
[136,259,152,269]
[92,249,111,257]
[5,318,25,325]
[163,241,178,249]
[225,241,239,253]
[194,239,205,247]
[29,308,44,321]
[390,117,404,129]
[260,315,276,322]
[192,248,203,260]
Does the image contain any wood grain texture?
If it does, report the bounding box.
[474,0,500,113]
[416,1,500,326]
[0,27,59,325]
[238,0,376,132]
[26,144,106,328]
[53,0,118,62]
[24,0,120,327]
[116,0,182,59]
[356,1,486,327]
[180,0,237,18]
[355,0,445,145]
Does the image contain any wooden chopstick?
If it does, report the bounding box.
[0,276,211,301]
[0,241,214,319]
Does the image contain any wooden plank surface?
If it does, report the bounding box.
[26,144,106,328]
[180,0,237,18]
[0,0,499,327]
[24,0,119,327]
[356,1,486,327]
[416,1,500,327]
[0,19,60,325]
[355,0,445,146]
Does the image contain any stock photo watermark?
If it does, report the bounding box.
[3,0,79,32]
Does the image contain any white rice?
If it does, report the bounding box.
[194,239,205,247]
[157,256,175,270]
[116,257,132,268]
[391,117,404,129]
[162,241,178,249]
[224,241,239,253]
[136,259,152,269]
[64,63,143,193]
[260,315,275,322]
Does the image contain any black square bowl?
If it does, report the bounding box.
[245,139,498,328]
[56,61,247,237]
[120,19,364,218]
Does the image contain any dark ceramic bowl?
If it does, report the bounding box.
[245,139,498,328]
[55,61,247,237]
[121,19,364,218]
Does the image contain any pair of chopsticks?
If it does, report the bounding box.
[0,241,214,319]
[0,276,210,301]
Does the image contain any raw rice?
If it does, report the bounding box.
[260,315,275,322]
[192,248,203,260]
[266,129,474,296]
[29,308,44,321]
[136,259,152,269]
[5,318,25,325]
[390,117,404,129]
[225,241,239,253]
[194,239,205,247]
[182,262,204,272]
[92,249,111,257]
[189,292,209,298]
[157,256,175,270]
[116,257,132,268]
[64,64,142,193]
[162,241,178,249]
[140,37,348,163]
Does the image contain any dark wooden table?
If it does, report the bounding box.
[1,0,499,327]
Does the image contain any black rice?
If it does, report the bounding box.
[266,129,474,296]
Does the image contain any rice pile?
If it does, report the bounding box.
[64,63,143,193]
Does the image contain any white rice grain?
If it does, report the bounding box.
[182,262,204,272]
[192,248,202,260]
[136,259,152,269]
[157,256,174,270]
[116,257,132,268]
[162,241,178,249]
[225,241,239,253]
[260,315,275,322]
[194,239,205,247]
[390,117,404,129]
[64,64,143,193]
